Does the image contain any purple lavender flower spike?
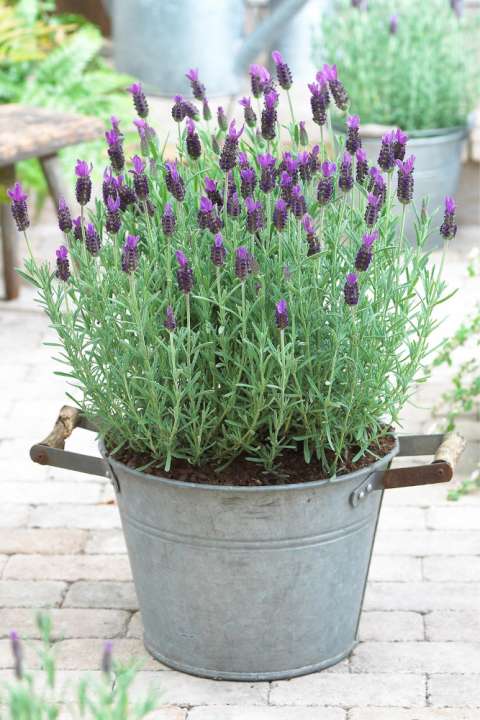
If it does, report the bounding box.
[317,161,336,205]
[273,198,288,231]
[133,119,156,156]
[245,196,264,233]
[389,14,398,34]
[122,234,139,274]
[289,185,307,218]
[378,130,396,172]
[346,115,361,155]
[240,167,257,198]
[185,68,206,101]
[303,213,320,256]
[116,176,136,211]
[323,64,349,111]
[7,182,30,232]
[55,245,70,282]
[128,82,149,118]
[202,98,212,121]
[106,195,121,234]
[105,129,125,173]
[258,153,276,193]
[396,155,415,204]
[339,152,354,193]
[369,166,387,205]
[440,196,457,239]
[299,120,309,146]
[57,197,72,233]
[162,203,176,236]
[102,167,115,204]
[164,305,177,331]
[393,128,408,161]
[85,223,101,256]
[309,76,330,126]
[129,155,149,199]
[450,0,463,17]
[272,50,292,90]
[279,171,293,203]
[217,105,228,132]
[309,145,320,174]
[182,99,200,120]
[355,148,369,184]
[172,95,186,123]
[344,273,359,306]
[205,176,223,207]
[186,118,202,160]
[261,90,279,141]
[75,160,92,206]
[275,298,289,329]
[10,630,22,680]
[297,151,311,183]
[249,64,271,98]
[72,216,83,241]
[227,190,240,218]
[219,120,244,172]
[176,250,194,293]
[211,232,227,267]
[165,160,186,202]
[355,230,378,271]
[235,246,251,281]
[364,192,382,227]
[110,116,121,135]
[197,196,214,230]
[239,97,257,128]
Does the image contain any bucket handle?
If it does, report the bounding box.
[350,432,466,506]
[30,405,108,478]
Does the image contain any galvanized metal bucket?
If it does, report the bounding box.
[31,407,464,681]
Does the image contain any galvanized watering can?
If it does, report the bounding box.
[103,0,309,96]
[31,406,465,681]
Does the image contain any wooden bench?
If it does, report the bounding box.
[0,105,103,300]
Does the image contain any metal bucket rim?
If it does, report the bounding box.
[101,434,400,493]
[334,122,469,142]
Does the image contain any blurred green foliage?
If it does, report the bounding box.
[0,0,133,210]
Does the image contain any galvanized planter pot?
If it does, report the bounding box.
[31,407,464,681]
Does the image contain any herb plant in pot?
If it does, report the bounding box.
[20,59,466,680]
[316,0,480,240]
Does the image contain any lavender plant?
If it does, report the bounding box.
[1,614,156,720]
[316,0,480,131]
[17,58,451,478]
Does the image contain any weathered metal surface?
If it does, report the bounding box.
[110,0,308,97]
[106,440,399,680]
[0,105,103,166]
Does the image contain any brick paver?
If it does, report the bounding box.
[0,163,479,717]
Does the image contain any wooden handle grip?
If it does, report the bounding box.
[38,405,82,450]
[433,432,466,471]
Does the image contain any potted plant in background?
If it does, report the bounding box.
[16,56,465,680]
[315,0,480,239]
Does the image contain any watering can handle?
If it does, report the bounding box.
[30,405,108,478]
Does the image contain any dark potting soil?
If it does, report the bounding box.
[112,434,396,487]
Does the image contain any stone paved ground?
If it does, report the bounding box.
[0,162,479,719]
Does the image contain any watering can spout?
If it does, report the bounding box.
[235,0,309,73]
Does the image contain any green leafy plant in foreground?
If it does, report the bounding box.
[316,0,480,131]
[0,613,157,719]
[0,0,133,206]
[16,59,454,478]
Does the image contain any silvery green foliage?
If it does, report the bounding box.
[22,75,449,476]
[0,614,156,720]
[316,0,480,131]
